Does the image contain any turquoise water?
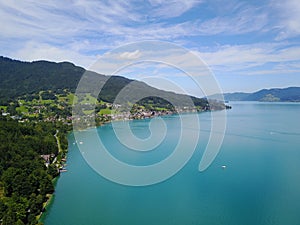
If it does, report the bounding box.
[43,102,300,225]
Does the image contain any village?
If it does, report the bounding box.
[0,89,228,128]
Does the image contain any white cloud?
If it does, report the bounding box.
[13,41,95,68]
[0,0,271,53]
[196,7,268,35]
[272,0,300,40]
[196,43,300,74]
[119,50,142,60]
[148,0,202,18]
[0,1,141,44]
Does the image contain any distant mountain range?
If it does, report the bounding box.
[210,87,300,102]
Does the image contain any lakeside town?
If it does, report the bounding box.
[0,89,230,128]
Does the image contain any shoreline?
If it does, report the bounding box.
[38,176,59,223]
[77,107,229,131]
[38,129,69,224]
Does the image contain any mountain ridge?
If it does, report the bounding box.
[210,87,300,102]
[0,56,217,110]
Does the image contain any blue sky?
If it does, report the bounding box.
[1,0,300,95]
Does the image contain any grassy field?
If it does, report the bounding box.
[83,109,94,115]
[81,93,97,104]
[58,93,77,105]
[40,99,54,104]
[16,105,28,113]
[0,106,7,111]
[67,93,76,105]
[99,108,116,115]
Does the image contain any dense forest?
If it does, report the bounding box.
[0,117,68,225]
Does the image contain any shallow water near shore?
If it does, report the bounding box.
[43,102,300,225]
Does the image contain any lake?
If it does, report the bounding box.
[42,102,300,225]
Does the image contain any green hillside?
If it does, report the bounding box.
[0,56,209,109]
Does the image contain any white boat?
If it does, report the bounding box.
[221,165,226,169]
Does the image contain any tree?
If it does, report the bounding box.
[1,167,20,196]
[40,177,54,195]
[0,199,7,219]
[27,213,36,225]
[47,164,59,178]
[2,209,16,225]
[16,219,26,225]
[29,194,44,216]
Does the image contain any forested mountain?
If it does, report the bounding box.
[0,56,83,103]
[0,56,208,108]
[242,87,300,101]
[210,87,300,102]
